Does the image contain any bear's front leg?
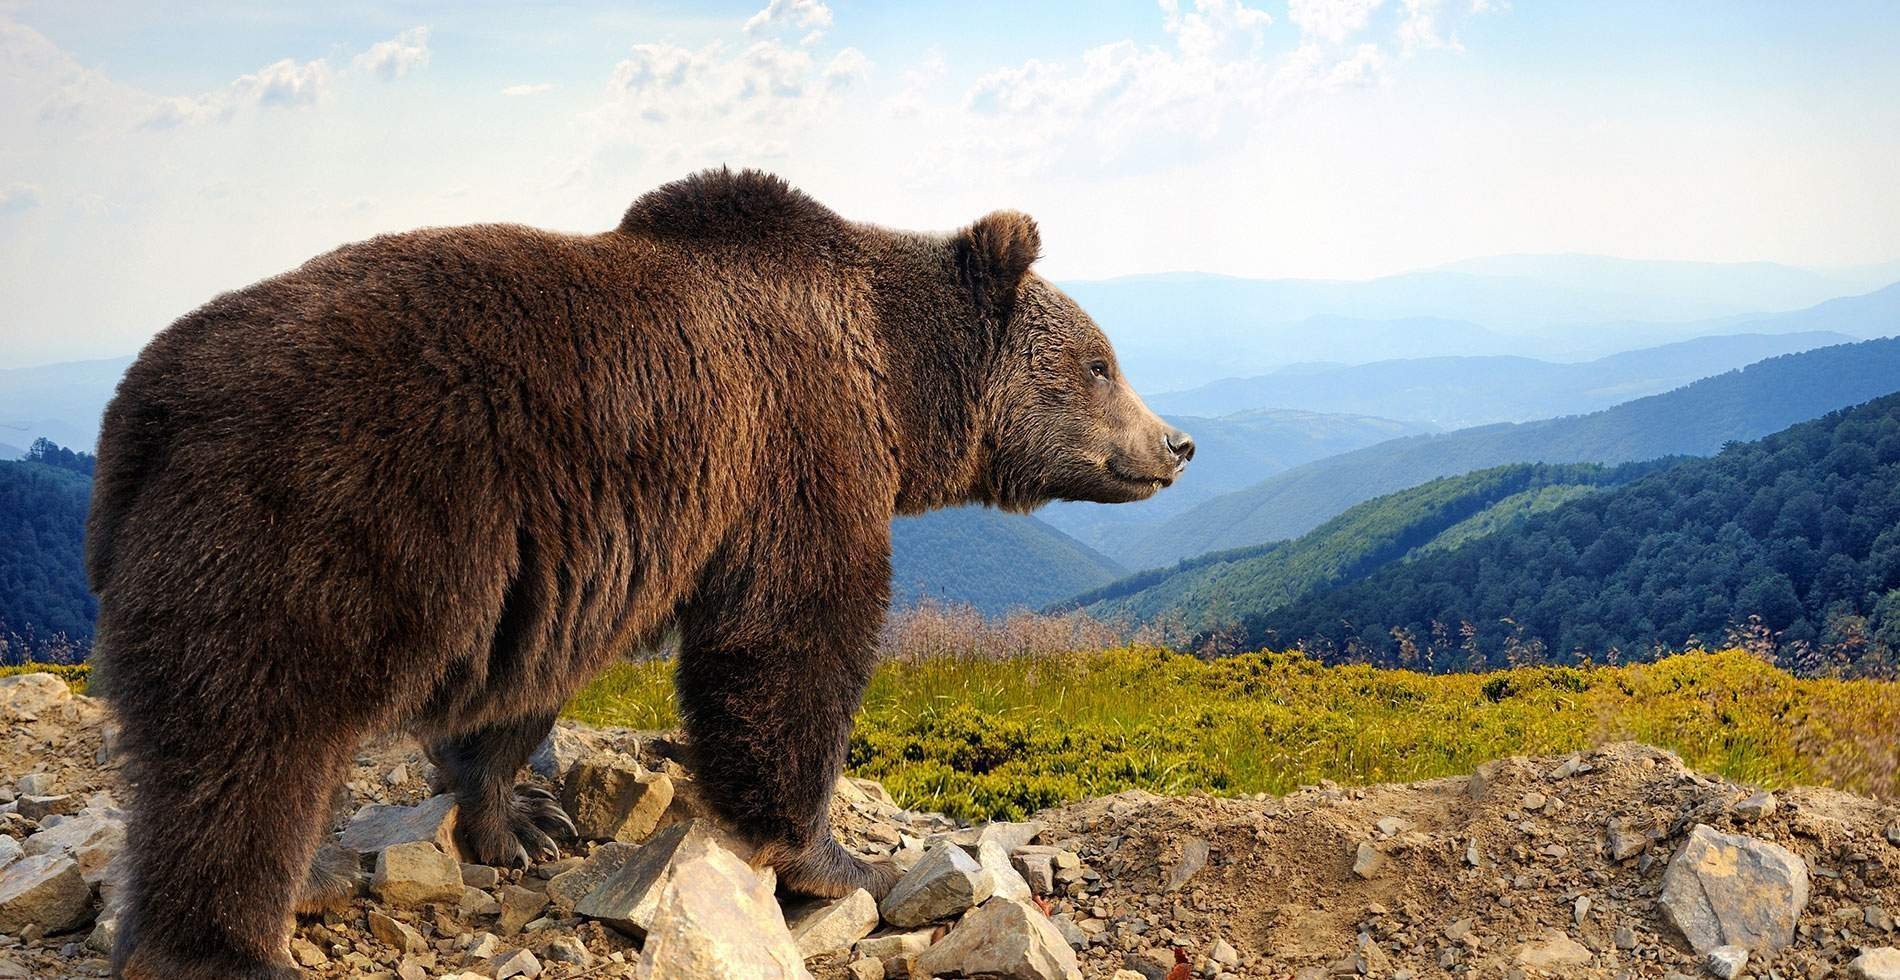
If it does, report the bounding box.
[676,535,900,899]
[428,711,578,866]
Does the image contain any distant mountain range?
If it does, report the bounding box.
[1251,393,1900,674]
[1036,409,1433,554]
[1064,261,1896,391]
[1059,461,1669,635]
[890,508,1125,615]
[1117,337,1900,570]
[1147,331,1852,428]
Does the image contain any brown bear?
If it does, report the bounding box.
[86,168,1193,979]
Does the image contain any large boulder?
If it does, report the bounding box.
[912,897,1082,980]
[0,853,92,934]
[633,835,811,980]
[372,841,464,907]
[575,819,748,938]
[879,842,993,928]
[0,673,72,721]
[782,888,879,958]
[340,795,462,862]
[1659,824,1809,954]
[561,754,674,843]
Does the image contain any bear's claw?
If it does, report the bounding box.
[462,783,579,867]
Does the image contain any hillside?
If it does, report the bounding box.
[889,508,1126,614]
[1060,462,1667,635]
[9,651,1898,978]
[1036,408,1432,557]
[1124,336,1900,569]
[1254,393,1900,674]
[0,455,94,658]
[1147,330,1850,427]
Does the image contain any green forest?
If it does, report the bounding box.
[1252,394,1900,675]
[0,440,96,663]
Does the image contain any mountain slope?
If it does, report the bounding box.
[1037,408,1433,557]
[1059,462,1664,634]
[1147,331,1852,427]
[0,355,134,452]
[889,507,1126,614]
[1122,337,1900,569]
[1253,393,1900,673]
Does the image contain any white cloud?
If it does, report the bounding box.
[1288,0,1385,44]
[743,0,833,38]
[354,27,431,81]
[145,57,333,127]
[1162,0,1273,58]
[572,30,869,179]
[501,82,555,97]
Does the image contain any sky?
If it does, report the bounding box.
[2,0,1899,366]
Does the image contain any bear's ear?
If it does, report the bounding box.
[955,210,1041,316]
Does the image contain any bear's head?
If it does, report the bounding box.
[957,211,1194,511]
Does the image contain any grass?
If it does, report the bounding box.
[19,639,1895,823]
[568,646,1899,821]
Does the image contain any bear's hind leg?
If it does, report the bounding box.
[427,711,577,867]
[112,691,361,980]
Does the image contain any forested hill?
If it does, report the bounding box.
[1122,337,1900,569]
[0,446,95,661]
[1251,393,1900,675]
[1059,461,1669,635]
[890,507,1126,615]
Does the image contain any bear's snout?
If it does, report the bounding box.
[1165,427,1195,470]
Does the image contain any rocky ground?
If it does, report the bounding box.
[2,671,1898,979]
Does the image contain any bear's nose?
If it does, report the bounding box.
[1165,427,1195,465]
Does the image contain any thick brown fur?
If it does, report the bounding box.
[86,168,1190,979]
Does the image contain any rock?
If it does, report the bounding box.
[846,778,896,807]
[1164,837,1209,892]
[341,795,462,861]
[1846,948,1900,980]
[1888,822,1900,847]
[1606,816,1651,861]
[460,863,501,890]
[576,819,748,938]
[543,935,592,966]
[460,886,502,916]
[529,726,595,781]
[385,763,409,787]
[467,933,504,958]
[1733,791,1776,822]
[912,897,1082,980]
[633,835,811,980]
[879,841,994,928]
[981,839,1034,902]
[846,958,883,980]
[490,948,543,979]
[546,841,639,911]
[942,821,1045,856]
[498,883,550,934]
[16,773,55,796]
[1705,945,1749,979]
[16,794,74,821]
[1211,938,1240,967]
[1514,929,1592,971]
[0,853,91,933]
[373,841,465,907]
[289,936,329,967]
[1375,816,1411,836]
[24,807,123,860]
[1351,841,1382,879]
[855,928,935,962]
[562,754,675,843]
[1014,850,1056,896]
[783,888,879,957]
[368,910,428,953]
[0,836,20,872]
[0,672,72,720]
[1467,756,1529,800]
[1123,947,1174,980]
[1659,824,1809,954]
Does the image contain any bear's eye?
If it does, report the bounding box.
[1088,359,1111,381]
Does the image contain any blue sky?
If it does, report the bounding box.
[3,1,1899,365]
